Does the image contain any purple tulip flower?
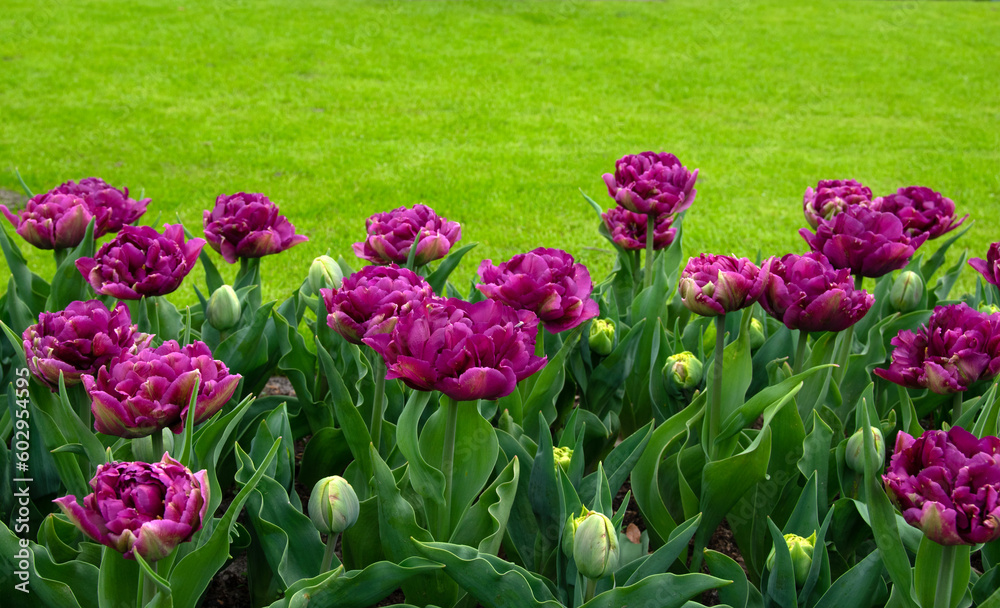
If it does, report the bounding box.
[477,247,600,334]
[203,192,308,264]
[601,206,677,251]
[679,254,768,317]
[883,427,1000,545]
[969,242,1000,288]
[22,300,150,391]
[802,179,872,229]
[1,193,92,250]
[322,264,434,344]
[871,186,967,240]
[83,340,241,438]
[353,204,461,266]
[54,454,209,561]
[800,204,928,278]
[603,152,698,218]
[875,303,1000,394]
[761,252,874,332]
[47,177,150,237]
[76,224,205,299]
[364,298,547,401]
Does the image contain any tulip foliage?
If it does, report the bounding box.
[1,163,999,608]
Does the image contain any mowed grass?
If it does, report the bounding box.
[1,0,998,306]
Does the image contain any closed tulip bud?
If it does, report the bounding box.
[309,255,343,294]
[846,426,885,472]
[588,319,614,356]
[663,351,703,392]
[573,512,620,579]
[979,303,1000,316]
[562,506,590,557]
[553,446,573,474]
[890,271,924,313]
[749,318,765,350]
[766,532,816,586]
[207,285,241,330]
[309,476,359,534]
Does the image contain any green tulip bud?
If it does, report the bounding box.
[979,303,1000,315]
[766,531,816,586]
[309,476,359,534]
[553,446,573,474]
[588,319,615,356]
[889,271,924,313]
[845,426,884,472]
[749,317,765,350]
[573,511,620,580]
[663,351,704,393]
[562,506,589,557]
[206,285,241,331]
[309,255,344,294]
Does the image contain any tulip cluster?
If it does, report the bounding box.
[875,303,1000,394]
[802,179,872,229]
[679,254,767,317]
[322,264,434,344]
[883,427,1000,546]
[477,247,599,333]
[870,186,966,241]
[76,224,205,299]
[48,177,151,237]
[203,192,308,264]
[760,252,873,332]
[22,300,149,391]
[364,298,547,402]
[353,204,461,266]
[602,152,698,218]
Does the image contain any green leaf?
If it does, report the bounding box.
[914,538,970,608]
[582,572,729,608]
[396,390,446,510]
[317,342,372,480]
[623,513,701,585]
[98,546,140,608]
[523,326,582,436]
[135,551,173,598]
[427,243,478,295]
[267,557,443,608]
[0,519,97,608]
[812,550,884,608]
[705,549,751,608]
[764,517,797,608]
[450,456,520,556]
[579,421,653,505]
[798,412,834,516]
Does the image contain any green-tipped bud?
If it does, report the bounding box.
[553,446,573,474]
[766,531,816,586]
[573,511,620,579]
[588,319,615,356]
[749,317,765,350]
[309,255,344,294]
[979,303,1000,315]
[206,285,241,331]
[309,476,359,534]
[889,271,924,313]
[845,426,884,472]
[562,506,589,557]
[663,351,704,393]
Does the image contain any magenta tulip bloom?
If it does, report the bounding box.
[761,252,873,332]
[353,204,461,266]
[602,152,698,217]
[48,177,150,237]
[364,298,547,401]
[871,186,966,240]
[23,300,149,391]
[476,247,600,333]
[322,264,434,344]
[601,206,677,251]
[54,454,209,561]
[883,427,1000,545]
[802,179,872,229]
[970,242,1000,288]
[76,224,205,299]
[875,303,1000,394]
[83,340,241,438]
[800,205,927,278]
[1,193,91,250]
[679,254,767,317]
[203,192,308,264]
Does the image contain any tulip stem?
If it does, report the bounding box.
[793,331,808,375]
[536,322,545,359]
[440,396,460,538]
[952,392,963,423]
[54,248,68,267]
[151,430,164,460]
[709,314,726,460]
[140,561,157,606]
[371,354,387,454]
[644,214,656,290]
[584,578,597,603]
[321,532,341,573]
[933,543,957,608]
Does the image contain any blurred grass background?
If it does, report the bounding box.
[1,0,998,305]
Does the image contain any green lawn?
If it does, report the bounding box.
[1,0,998,306]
